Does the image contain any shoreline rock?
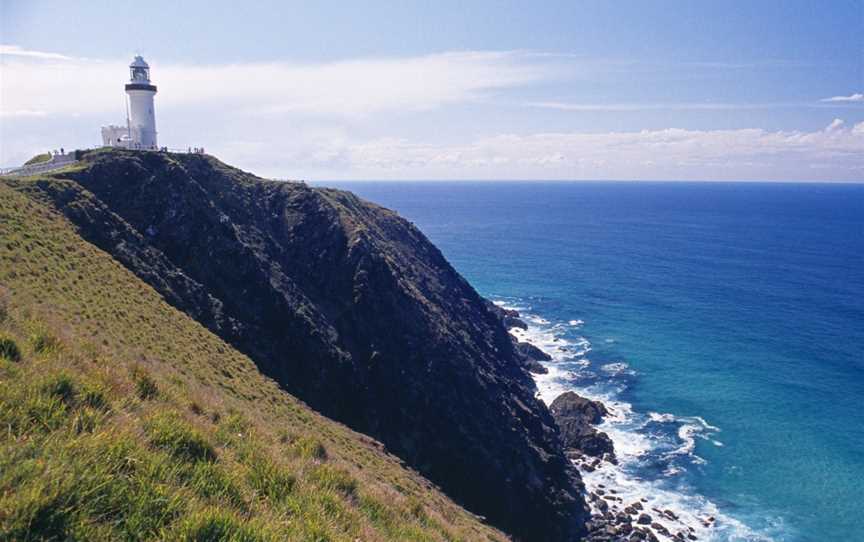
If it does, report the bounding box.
[498,305,709,542]
[484,301,550,374]
[550,391,616,462]
[484,300,528,330]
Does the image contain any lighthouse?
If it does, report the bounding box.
[101,56,159,149]
[126,56,158,149]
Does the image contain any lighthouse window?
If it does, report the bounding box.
[131,67,149,81]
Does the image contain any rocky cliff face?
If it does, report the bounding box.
[18,149,588,541]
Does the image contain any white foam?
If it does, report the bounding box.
[494,298,780,542]
[600,361,635,376]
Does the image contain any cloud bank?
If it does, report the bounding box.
[305,119,864,180]
[0,47,554,118]
[2,46,862,181]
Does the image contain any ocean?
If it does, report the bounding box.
[318,181,864,542]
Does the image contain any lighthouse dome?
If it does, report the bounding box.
[130,55,149,69]
[129,55,152,84]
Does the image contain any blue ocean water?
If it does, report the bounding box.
[320,181,864,541]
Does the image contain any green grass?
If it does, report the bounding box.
[24,153,51,166]
[285,433,329,461]
[29,327,61,354]
[246,453,296,503]
[0,179,507,541]
[145,412,218,463]
[173,509,269,542]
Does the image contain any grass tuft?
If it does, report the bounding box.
[0,335,21,362]
[133,368,159,400]
[246,454,295,503]
[144,412,217,463]
[288,434,328,461]
[81,384,109,411]
[29,329,60,354]
[41,373,77,405]
[309,464,357,497]
[174,509,266,542]
[181,461,246,509]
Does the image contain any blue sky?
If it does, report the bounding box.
[2,0,862,180]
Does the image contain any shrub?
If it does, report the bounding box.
[0,335,21,362]
[145,413,217,463]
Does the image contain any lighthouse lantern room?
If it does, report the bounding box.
[101,55,159,150]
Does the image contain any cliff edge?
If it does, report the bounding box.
[8,148,588,541]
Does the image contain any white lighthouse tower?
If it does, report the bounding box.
[100,56,165,150]
[125,56,158,149]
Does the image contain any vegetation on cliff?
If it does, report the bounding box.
[2,147,588,540]
[0,183,506,541]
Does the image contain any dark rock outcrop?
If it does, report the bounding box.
[485,300,528,330]
[514,342,550,374]
[485,301,550,374]
[550,391,616,461]
[17,148,588,541]
[515,340,553,363]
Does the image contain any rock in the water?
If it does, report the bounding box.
[485,302,550,373]
[484,300,528,329]
[550,391,616,459]
[516,343,550,374]
[550,391,608,425]
[516,340,553,362]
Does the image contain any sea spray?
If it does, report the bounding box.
[494,299,778,542]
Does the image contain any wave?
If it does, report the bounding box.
[494,297,784,542]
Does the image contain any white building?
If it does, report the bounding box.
[101,56,158,149]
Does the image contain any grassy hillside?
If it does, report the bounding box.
[9,148,586,541]
[0,181,506,541]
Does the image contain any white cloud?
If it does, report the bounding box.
[820,93,864,103]
[2,45,862,181]
[0,109,47,118]
[0,49,555,119]
[0,44,79,61]
[528,101,781,111]
[309,119,864,180]
[825,118,845,132]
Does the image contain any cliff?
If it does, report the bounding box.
[0,182,507,541]
[5,148,588,541]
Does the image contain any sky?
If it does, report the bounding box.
[1,0,862,181]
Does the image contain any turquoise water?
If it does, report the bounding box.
[319,181,864,541]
